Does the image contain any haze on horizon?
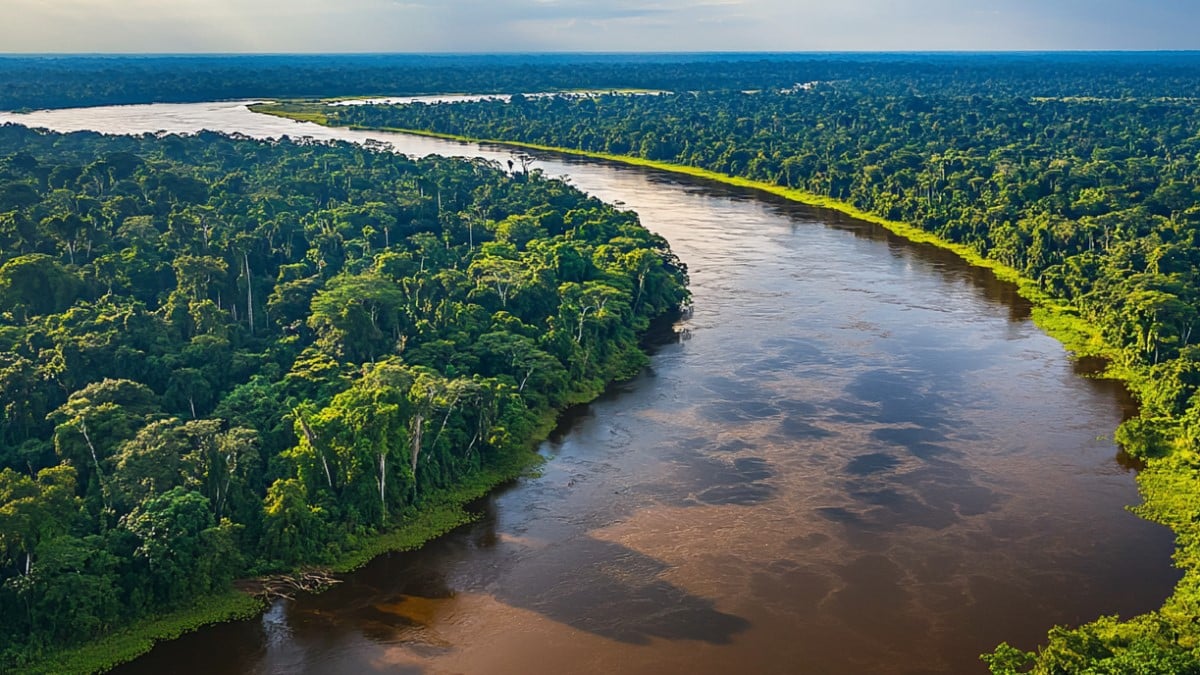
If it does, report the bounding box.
[1,0,1198,53]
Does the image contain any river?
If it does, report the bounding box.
[0,102,1180,674]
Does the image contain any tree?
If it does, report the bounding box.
[110,418,194,512]
[0,254,81,319]
[49,379,161,508]
[469,250,530,310]
[308,273,408,362]
[0,464,79,579]
[120,487,227,606]
[260,478,323,567]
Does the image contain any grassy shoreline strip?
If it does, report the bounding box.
[27,592,265,675]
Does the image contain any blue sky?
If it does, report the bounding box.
[2,0,1197,52]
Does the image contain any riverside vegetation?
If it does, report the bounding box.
[0,124,688,671]
[263,61,1200,672]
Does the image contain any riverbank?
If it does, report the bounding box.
[24,316,664,674]
[25,592,265,675]
[23,462,530,675]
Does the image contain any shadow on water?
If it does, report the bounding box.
[820,209,1036,323]
[351,499,750,647]
[817,363,1006,537]
[299,499,749,647]
[840,368,957,431]
[655,446,779,507]
[114,493,750,675]
[491,535,751,645]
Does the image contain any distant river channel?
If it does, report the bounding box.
[0,101,1180,674]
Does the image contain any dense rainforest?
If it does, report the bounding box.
[3,53,1200,112]
[0,124,688,671]
[280,72,1200,671]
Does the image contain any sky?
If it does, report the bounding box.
[1,0,1198,53]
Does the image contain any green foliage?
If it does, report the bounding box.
[0,254,81,318]
[984,616,1200,674]
[0,125,687,670]
[23,591,264,675]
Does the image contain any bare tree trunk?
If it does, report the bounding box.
[244,251,255,335]
[410,414,424,497]
[297,414,333,489]
[79,419,110,509]
[378,452,386,519]
[430,392,462,450]
[217,462,232,521]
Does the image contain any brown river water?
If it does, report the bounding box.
[0,102,1180,674]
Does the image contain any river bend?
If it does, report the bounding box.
[0,102,1178,674]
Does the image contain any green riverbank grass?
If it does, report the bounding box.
[248,102,330,125]
[26,592,265,675]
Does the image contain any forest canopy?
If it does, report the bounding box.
[0,124,688,670]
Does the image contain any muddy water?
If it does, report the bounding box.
[1,103,1179,674]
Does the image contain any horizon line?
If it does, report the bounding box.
[3,49,1200,58]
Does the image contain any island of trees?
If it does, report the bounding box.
[0,124,688,671]
[269,64,1200,672]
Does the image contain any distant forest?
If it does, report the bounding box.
[4,53,1200,111]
